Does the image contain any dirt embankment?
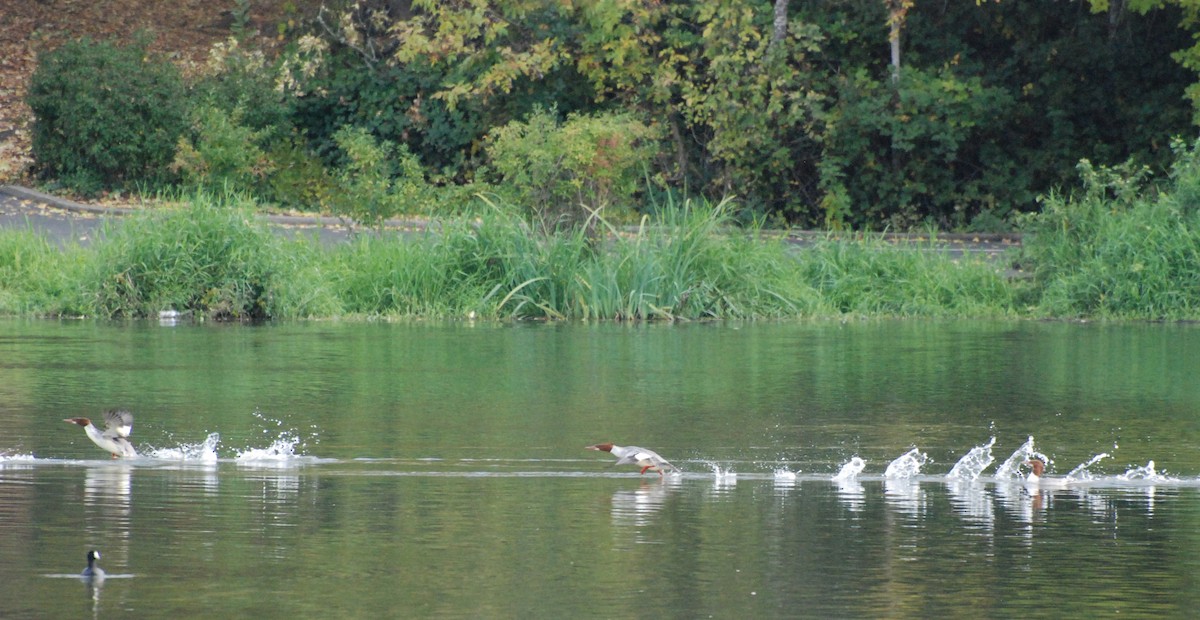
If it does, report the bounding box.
[0,0,318,192]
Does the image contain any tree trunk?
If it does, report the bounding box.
[890,19,901,83]
[885,0,912,83]
[771,0,790,49]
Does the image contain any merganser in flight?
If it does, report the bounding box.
[64,409,137,458]
[82,550,105,579]
[587,443,678,476]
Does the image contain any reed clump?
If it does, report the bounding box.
[85,190,300,319]
[797,234,1016,318]
[6,167,1200,322]
[0,230,87,315]
[1019,141,1200,320]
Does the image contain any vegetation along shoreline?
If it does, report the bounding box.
[1,3,1198,322]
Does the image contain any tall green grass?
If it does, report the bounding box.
[407,198,826,320]
[798,235,1016,317]
[85,190,328,319]
[1019,146,1200,320]
[9,181,1199,322]
[0,194,1020,321]
[567,203,824,320]
[0,229,88,315]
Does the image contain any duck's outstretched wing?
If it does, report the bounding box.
[617,447,676,471]
[102,409,134,438]
[613,446,649,466]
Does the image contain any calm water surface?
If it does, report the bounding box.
[2,319,1199,618]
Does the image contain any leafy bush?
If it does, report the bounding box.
[330,126,427,228]
[27,36,189,194]
[484,108,658,233]
[173,105,270,190]
[654,7,827,224]
[288,47,487,175]
[191,37,293,140]
[263,137,338,212]
[818,67,1017,230]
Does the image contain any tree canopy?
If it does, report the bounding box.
[26,0,1200,230]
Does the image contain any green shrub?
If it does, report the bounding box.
[263,137,338,212]
[288,47,487,174]
[818,67,1018,230]
[330,126,427,228]
[484,108,658,233]
[27,36,189,194]
[191,37,293,140]
[173,105,270,190]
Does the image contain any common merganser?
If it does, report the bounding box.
[1024,459,1068,488]
[82,550,105,579]
[64,409,137,458]
[1024,458,1046,483]
[587,443,678,476]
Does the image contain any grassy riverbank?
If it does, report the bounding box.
[3,155,1199,323]
[0,192,1015,321]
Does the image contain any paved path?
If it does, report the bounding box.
[0,185,425,247]
[0,184,1021,262]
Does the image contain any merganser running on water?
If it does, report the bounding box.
[1024,458,1046,483]
[64,409,137,458]
[1024,458,1068,488]
[587,443,678,476]
[82,550,105,579]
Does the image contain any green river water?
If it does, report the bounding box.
[1,319,1198,618]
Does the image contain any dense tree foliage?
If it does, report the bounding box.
[26,0,1200,230]
[278,0,1193,229]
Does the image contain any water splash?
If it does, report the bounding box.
[706,462,738,481]
[146,433,221,461]
[995,436,1049,480]
[947,437,996,481]
[773,468,798,481]
[832,456,866,481]
[834,462,867,510]
[234,410,326,466]
[884,448,930,479]
[1064,452,1112,481]
[1119,460,1171,483]
[236,432,303,463]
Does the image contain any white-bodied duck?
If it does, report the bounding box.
[64,409,137,458]
[1024,458,1068,489]
[587,443,678,476]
